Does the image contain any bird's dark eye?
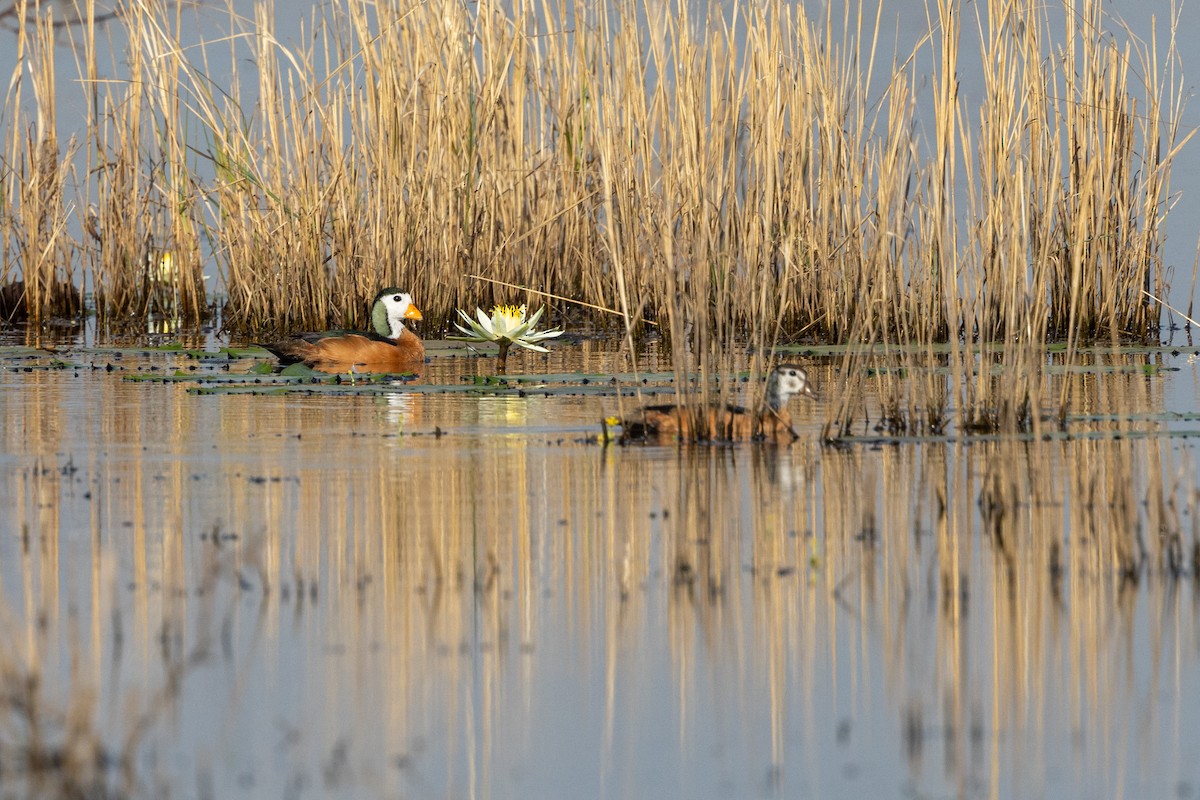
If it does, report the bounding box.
[393,295,402,302]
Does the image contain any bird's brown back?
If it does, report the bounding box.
[623,404,796,443]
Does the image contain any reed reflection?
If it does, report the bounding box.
[0,356,1197,797]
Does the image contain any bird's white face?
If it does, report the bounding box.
[772,365,818,402]
[372,291,423,338]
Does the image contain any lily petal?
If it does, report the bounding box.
[523,328,564,342]
[452,321,482,339]
[507,320,535,340]
[510,340,551,353]
[476,307,496,336]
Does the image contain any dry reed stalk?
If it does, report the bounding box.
[81,0,206,326]
[2,0,80,322]
[87,0,143,319]
[815,0,932,437]
[195,0,331,332]
[131,0,208,320]
[829,0,1186,439]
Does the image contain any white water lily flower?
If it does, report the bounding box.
[448,304,564,371]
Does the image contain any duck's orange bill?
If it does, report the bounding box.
[405,305,423,320]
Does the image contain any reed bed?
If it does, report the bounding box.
[0,0,1189,433]
[0,1,80,322]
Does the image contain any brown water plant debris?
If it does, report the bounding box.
[0,281,83,323]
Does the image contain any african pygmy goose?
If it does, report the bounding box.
[620,364,818,443]
[262,288,424,374]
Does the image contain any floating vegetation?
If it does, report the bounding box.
[0,343,1190,453]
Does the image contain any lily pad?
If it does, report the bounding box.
[280,363,319,378]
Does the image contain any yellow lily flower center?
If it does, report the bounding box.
[492,304,526,334]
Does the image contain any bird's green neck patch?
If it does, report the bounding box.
[371,299,395,338]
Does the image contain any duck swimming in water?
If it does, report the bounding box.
[262,288,424,374]
[620,364,818,443]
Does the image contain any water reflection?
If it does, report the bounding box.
[0,349,1198,797]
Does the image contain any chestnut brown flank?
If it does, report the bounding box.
[266,329,424,374]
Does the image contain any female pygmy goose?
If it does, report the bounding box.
[621,364,818,443]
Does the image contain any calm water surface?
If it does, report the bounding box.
[2,338,1200,798]
[1,0,1199,792]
